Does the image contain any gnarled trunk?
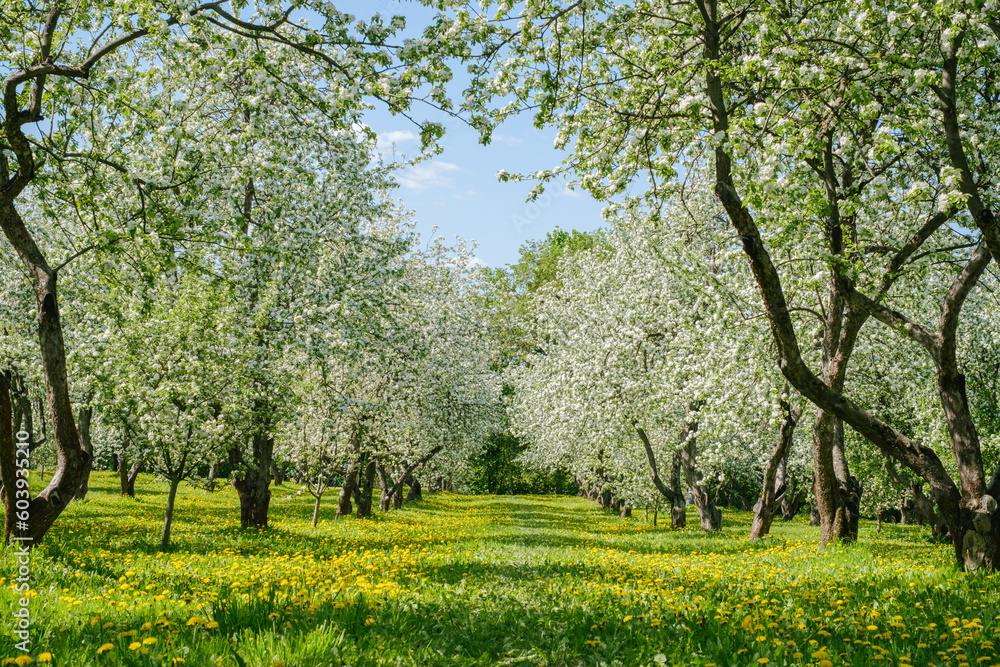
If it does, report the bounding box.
[406,478,422,502]
[229,430,273,529]
[0,203,86,545]
[120,455,140,497]
[377,461,394,512]
[677,404,721,531]
[380,446,443,512]
[0,374,18,544]
[634,422,686,528]
[751,397,802,540]
[337,459,360,519]
[355,459,376,518]
[272,460,289,486]
[75,406,93,500]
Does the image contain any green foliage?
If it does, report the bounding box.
[509,228,605,294]
[467,433,575,495]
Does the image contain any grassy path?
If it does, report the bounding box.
[1,473,998,666]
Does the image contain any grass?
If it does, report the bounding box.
[1,471,998,666]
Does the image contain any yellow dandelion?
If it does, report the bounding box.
[37,656,53,664]
[143,637,157,646]
[96,643,115,655]
[128,642,142,651]
[205,621,219,629]
[14,657,34,667]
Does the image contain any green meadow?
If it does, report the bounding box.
[1,472,998,667]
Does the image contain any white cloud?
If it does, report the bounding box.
[396,161,461,193]
[454,190,479,201]
[557,184,583,198]
[377,130,420,149]
[492,134,523,146]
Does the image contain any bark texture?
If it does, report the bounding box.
[229,430,273,529]
[635,423,686,528]
[0,203,87,545]
[406,478,422,502]
[750,398,802,540]
[355,459,376,518]
[75,406,93,500]
[159,477,181,552]
[0,373,18,544]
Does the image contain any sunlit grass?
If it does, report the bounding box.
[1,472,998,666]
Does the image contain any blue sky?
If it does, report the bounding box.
[338,1,608,268]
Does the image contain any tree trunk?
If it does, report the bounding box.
[160,477,181,553]
[10,373,45,454]
[272,460,289,486]
[751,398,802,540]
[119,456,130,496]
[75,406,93,500]
[337,429,364,519]
[634,423,686,527]
[205,463,218,493]
[406,478,422,502]
[381,446,443,512]
[620,504,631,518]
[121,458,139,497]
[377,461,392,512]
[676,404,721,531]
[311,491,323,527]
[337,457,360,519]
[810,503,821,526]
[0,203,86,545]
[0,373,19,544]
[669,448,688,528]
[355,459,376,518]
[229,430,273,529]
[781,475,805,521]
